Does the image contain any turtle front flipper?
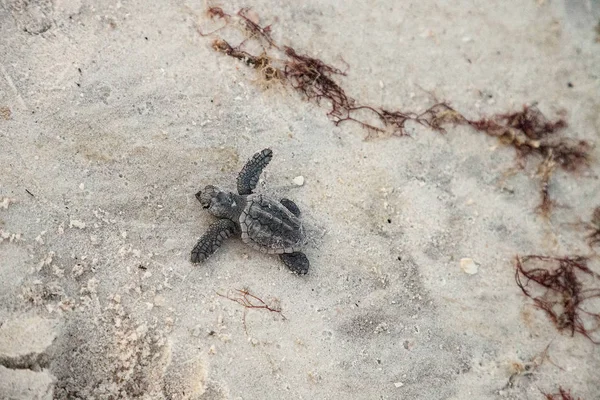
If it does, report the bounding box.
[280,198,301,217]
[237,149,273,195]
[279,252,309,275]
[191,219,238,263]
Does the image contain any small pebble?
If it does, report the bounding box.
[293,176,305,186]
[394,382,404,388]
[69,219,86,229]
[460,258,479,275]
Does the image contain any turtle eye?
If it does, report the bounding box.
[197,190,213,208]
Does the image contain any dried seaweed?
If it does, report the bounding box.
[506,342,560,388]
[461,105,591,214]
[217,288,286,320]
[237,7,276,48]
[542,386,582,400]
[196,6,231,36]
[468,106,589,171]
[217,288,286,337]
[284,46,352,117]
[207,6,230,21]
[585,207,600,248]
[536,154,557,217]
[196,7,592,214]
[515,255,600,344]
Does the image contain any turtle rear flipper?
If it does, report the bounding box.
[237,148,273,195]
[280,252,309,275]
[191,219,238,263]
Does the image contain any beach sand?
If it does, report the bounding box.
[1,1,599,399]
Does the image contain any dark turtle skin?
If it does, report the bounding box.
[191,149,309,275]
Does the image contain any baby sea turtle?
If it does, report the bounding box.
[191,148,309,275]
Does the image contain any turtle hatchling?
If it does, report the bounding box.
[191,148,309,275]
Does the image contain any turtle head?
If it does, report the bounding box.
[196,185,240,219]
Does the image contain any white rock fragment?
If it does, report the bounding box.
[460,258,479,275]
[293,176,305,186]
[79,183,85,190]
[394,382,404,388]
[69,219,86,229]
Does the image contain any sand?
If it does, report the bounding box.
[1,0,599,399]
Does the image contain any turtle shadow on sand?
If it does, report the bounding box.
[191,148,310,275]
